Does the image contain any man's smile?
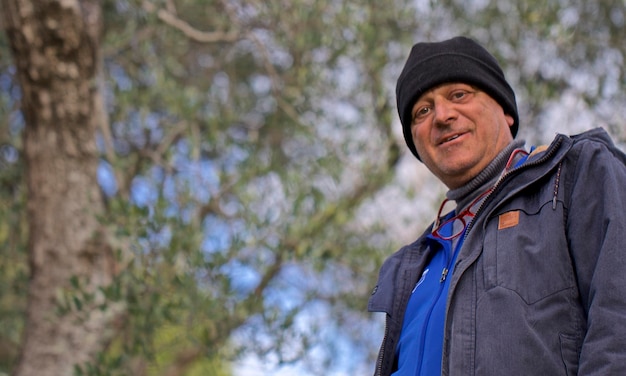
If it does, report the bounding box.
[437,131,467,146]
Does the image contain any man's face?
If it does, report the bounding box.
[410,83,514,189]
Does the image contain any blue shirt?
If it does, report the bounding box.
[392,217,461,376]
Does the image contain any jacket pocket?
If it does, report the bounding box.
[482,197,575,304]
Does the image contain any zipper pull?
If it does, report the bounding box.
[552,162,562,210]
[440,268,449,283]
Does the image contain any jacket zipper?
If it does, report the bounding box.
[440,268,449,282]
[376,321,388,376]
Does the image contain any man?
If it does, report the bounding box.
[368,36,626,375]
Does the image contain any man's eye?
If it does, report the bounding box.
[452,89,474,100]
[413,106,430,122]
[452,91,466,99]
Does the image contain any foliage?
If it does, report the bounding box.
[91,0,409,373]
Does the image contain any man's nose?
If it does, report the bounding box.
[433,98,457,125]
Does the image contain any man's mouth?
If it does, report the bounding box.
[438,133,463,145]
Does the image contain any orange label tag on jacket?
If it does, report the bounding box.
[498,211,520,230]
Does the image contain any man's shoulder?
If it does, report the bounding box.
[531,127,624,164]
[567,127,626,163]
[569,127,614,144]
[377,233,432,280]
[383,235,428,264]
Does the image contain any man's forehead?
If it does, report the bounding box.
[415,82,479,101]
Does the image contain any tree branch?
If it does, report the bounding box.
[142,1,240,43]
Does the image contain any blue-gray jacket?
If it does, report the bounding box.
[369,128,626,375]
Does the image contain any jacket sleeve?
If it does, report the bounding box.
[563,134,626,374]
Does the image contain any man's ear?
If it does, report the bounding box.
[505,114,514,127]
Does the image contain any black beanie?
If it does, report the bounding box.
[396,36,519,160]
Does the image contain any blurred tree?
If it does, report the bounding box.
[1,1,120,375]
[0,0,413,374]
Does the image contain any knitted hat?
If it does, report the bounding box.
[396,36,519,160]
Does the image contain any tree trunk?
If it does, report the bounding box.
[1,1,118,375]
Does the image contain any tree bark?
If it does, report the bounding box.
[1,1,118,375]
